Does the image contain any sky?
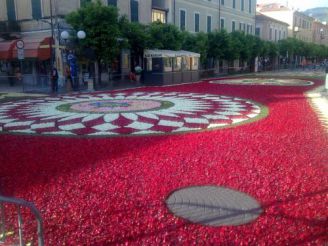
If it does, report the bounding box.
[257,0,328,11]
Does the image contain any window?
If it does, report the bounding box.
[255,27,260,36]
[221,0,224,5]
[269,28,273,40]
[6,0,16,21]
[247,24,250,34]
[194,13,200,32]
[232,21,236,32]
[243,23,246,32]
[107,0,117,6]
[283,31,286,39]
[239,23,242,31]
[31,0,42,19]
[275,29,277,41]
[180,10,186,31]
[279,30,281,40]
[248,0,252,13]
[152,9,166,23]
[241,0,244,11]
[233,0,236,8]
[220,18,225,30]
[163,58,173,72]
[207,16,212,32]
[130,0,139,22]
[250,25,252,34]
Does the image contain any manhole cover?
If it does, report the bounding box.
[166,186,262,226]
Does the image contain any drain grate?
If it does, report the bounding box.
[166,186,262,226]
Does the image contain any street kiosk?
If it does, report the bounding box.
[143,49,200,85]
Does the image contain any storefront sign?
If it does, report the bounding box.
[17,48,25,60]
[16,40,25,60]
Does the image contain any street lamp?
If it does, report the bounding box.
[60,30,86,91]
[293,26,299,38]
[320,28,324,44]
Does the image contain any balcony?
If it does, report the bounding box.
[152,0,166,10]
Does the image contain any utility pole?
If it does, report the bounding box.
[50,0,55,69]
[218,0,221,30]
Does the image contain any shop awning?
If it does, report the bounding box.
[0,35,52,60]
[0,40,16,60]
[12,36,52,60]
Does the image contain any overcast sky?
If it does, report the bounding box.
[257,0,328,11]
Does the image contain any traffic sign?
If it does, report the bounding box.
[16,40,24,49]
[17,48,25,60]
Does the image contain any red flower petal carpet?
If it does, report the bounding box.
[0,77,327,245]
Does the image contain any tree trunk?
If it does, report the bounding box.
[94,60,101,87]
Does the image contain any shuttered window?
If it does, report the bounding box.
[130,0,139,22]
[180,10,185,31]
[207,16,212,33]
[107,0,117,6]
[31,0,42,19]
[6,0,16,21]
[195,13,199,32]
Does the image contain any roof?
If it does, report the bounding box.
[256,12,289,26]
[258,3,291,12]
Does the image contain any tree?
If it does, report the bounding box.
[182,32,208,67]
[147,21,183,50]
[119,16,149,69]
[207,30,232,67]
[66,0,120,85]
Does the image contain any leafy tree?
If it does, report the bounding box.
[147,21,183,50]
[207,30,231,67]
[66,0,120,85]
[119,16,149,68]
[227,31,243,61]
[182,32,208,67]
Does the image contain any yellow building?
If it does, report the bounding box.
[257,3,315,43]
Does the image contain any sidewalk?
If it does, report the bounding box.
[306,86,328,133]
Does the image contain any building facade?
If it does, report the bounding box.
[255,12,289,42]
[0,0,258,90]
[170,0,256,34]
[293,11,314,43]
[257,3,316,43]
[312,20,328,46]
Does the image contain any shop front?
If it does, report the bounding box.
[0,33,52,92]
[143,50,200,86]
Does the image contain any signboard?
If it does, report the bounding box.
[17,48,25,60]
[16,40,25,60]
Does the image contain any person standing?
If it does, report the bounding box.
[51,67,59,93]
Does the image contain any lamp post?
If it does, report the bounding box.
[60,30,86,91]
[319,28,324,45]
[293,26,300,68]
[293,26,299,38]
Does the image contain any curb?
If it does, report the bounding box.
[305,85,328,134]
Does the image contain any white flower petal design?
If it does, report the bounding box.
[0,91,266,136]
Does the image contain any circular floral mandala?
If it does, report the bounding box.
[0,92,267,136]
[210,78,314,86]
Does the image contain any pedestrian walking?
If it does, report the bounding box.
[51,67,59,93]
